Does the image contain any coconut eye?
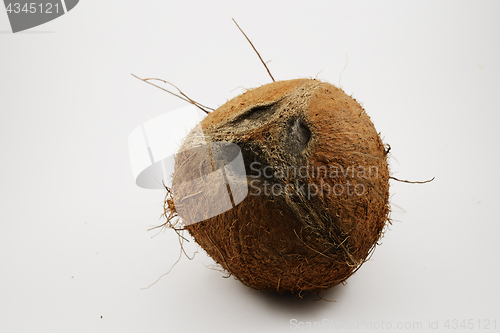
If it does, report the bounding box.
[285,117,311,154]
[232,103,278,128]
[245,105,273,120]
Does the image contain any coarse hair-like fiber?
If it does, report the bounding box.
[165,78,390,293]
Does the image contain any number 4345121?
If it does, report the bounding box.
[5,2,60,14]
[444,319,496,330]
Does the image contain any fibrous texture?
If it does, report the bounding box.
[167,79,390,293]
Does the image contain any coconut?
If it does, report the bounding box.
[166,78,390,293]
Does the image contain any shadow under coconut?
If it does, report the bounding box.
[241,283,349,315]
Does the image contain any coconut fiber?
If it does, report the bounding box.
[166,78,390,293]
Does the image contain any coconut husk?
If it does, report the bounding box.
[166,78,390,293]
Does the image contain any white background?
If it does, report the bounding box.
[1,1,499,332]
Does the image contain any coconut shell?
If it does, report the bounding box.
[168,79,390,293]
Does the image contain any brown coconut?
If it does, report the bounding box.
[166,78,390,293]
